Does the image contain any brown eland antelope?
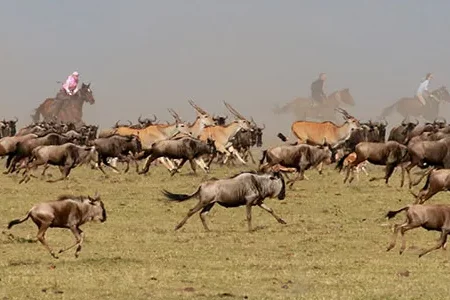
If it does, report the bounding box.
[288,108,360,148]
[7,193,106,258]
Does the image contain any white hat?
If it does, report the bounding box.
[72,71,79,76]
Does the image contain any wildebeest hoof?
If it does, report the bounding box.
[51,253,59,259]
[369,177,376,182]
[279,219,287,224]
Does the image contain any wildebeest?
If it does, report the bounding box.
[388,118,419,144]
[20,143,94,183]
[385,204,450,257]
[410,169,450,204]
[259,143,333,188]
[139,136,216,175]
[91,134,142,175]
[162,171,286,232]
[5,133,77,174]
[405,137,450,188]
[7,193,106,258]
[336,141,410,186]
[212,115,228,126]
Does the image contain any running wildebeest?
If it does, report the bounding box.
[410,168,450,204]
[336,141,410,186]
[91,134,142,175]
[259,143,333,188]
[385,204,450,257]
[162,171,286,232]
[139,136,216,176]
[20,143,94,183]
[7,193,106,258]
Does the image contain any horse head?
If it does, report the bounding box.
[338,88,355,106]
[434,86,450,103]
[79,83,95,105]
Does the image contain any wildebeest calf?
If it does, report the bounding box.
[386,204,450,257]
[162,171,286,232]
[7,193,106,258]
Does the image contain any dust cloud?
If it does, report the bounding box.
[1,1,449,141]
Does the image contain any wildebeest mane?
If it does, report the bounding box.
[56,194,85,202]
[228,170,258,179]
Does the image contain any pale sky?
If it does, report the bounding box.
[1,0,449,136]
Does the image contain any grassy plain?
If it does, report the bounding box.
[1,159,450,300]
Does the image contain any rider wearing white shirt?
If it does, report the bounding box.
[416,73,433,106]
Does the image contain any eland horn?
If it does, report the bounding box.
[223,101,247,120]
[188,99,207,115]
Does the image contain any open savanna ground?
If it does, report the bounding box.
[1,160,450,300]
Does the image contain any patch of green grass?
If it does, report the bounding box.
[0,162,449,299]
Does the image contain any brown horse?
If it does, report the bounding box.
[381,86,450,122]
[31,83,95,124]
[274,88,355,122]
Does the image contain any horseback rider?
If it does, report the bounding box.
[416,73,433,106]
[311,73,327,106]
[51,71,80,117]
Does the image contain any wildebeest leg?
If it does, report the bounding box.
[399,221,422,254]
[139,155,158,174]
[96,154,108,175]
[194,158,209,173]
[175,201,207,231]
[419,229,449,258]
[258,203,286,225]
[199,203,215,231]
[316,162,323,175]
[386,223,402,252]
[247,149,256,164]
[47,166,71,183]
[58,226,82,256]
[102,156,121,173]
[229,146,247,165]
[37,223,58,259]
[246,204,253,232]
[41,163,50,177]
[170,159,188,176]
[188,158,197,175]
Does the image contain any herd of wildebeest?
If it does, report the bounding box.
[4,101,450,259]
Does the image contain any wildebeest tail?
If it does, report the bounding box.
[162,186,201,202]
[385,206,409,219]
[277,133,288,142]
[335,152,351,172]
[7,211,31,229]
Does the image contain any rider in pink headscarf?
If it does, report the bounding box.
[51,71,80,118]
[62,71,79,96]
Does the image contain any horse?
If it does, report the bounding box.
[31,83,95,124]
[274,88,355,122]
[381,86,450,122]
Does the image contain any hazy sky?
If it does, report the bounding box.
[1,0,449,136]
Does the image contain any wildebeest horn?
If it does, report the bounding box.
[115,120,120,128]
[188,99,207,115]
[151,114,157,123]
[434,117,446,124]
[380,117,388,126]
[414,118,419,125]
[261,123,266,130]
[13,116,18,123]
[401,118,407,126]
[138,115,144,123]
[224,101,247,120]
[127,120,132,126]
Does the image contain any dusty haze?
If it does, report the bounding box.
[1,1,450,139]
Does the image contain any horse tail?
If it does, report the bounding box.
[381,102,397,118]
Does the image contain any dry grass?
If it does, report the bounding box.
[1,160,450,300]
